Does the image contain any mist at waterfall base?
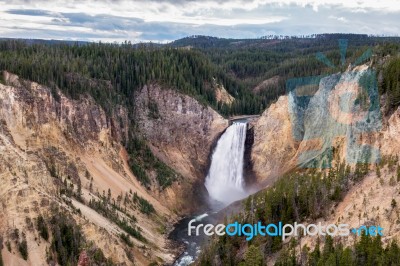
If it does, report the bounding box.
[171,122,250,266]
[205,122,249,207]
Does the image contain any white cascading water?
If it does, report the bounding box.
[205,122,248,205]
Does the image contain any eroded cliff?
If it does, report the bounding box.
[248,64,400,264]
[252,64,399,183]
[0,72,228,265]
[134,84,228,211]
[0,71,178,265]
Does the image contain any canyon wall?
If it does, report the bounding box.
[0,72,227,265]
[252,65,400,184]
[134,84,227,181]
[250,64,400,262]
[134,84,228,210]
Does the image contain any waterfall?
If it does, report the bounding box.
[205,122,248,205]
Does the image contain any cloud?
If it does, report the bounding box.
[0,0,398,42]
[6,9,55,16]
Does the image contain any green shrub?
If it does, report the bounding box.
[133,192,155,215]
[127,137,177,189]
[119,233,133,247]
[0,238,4,266]
[88,198,145,242]
[129,162,151,187]
[37,215,49,241]
[148,100,160,119]
[18,239,28,260]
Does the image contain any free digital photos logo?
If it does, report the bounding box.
[188,220,384,241]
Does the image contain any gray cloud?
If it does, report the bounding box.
[0,1,398,42]
[6,9,55,16]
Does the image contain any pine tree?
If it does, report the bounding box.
[107,188,111,202]
[392,199,397,209]
[397,165,400,182]
[376,164,381,178]
[309,238,321,265]
[0,244,3,266]
[339,247,354,266]
[385,241,400,265]
[242,245,263,266]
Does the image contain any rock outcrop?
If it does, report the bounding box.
[250,64,400,261]
[215,84,234,105]
[251,96,298,184]
[134,84,228,181]
[0,72,182,265]
[134,84,228,211]
[253,76,280,94]
[252,65,400,183]
[0,72,230,265]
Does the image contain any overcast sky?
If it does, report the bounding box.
[0,0,399,43]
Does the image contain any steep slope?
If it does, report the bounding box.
[252,64,395,183]
[134,84,228,211]
[214,82,234,106]
[0,72,227,265]
[0,71,173,265]
[251,96,297,184]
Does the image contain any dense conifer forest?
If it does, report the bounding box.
[1,34,399,117]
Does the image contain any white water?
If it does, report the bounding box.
[205,122,248,205]
[173,122,248,266]
[194,213,209,221]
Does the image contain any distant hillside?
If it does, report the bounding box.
[170,34,400,50]
[1,35,399,117]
